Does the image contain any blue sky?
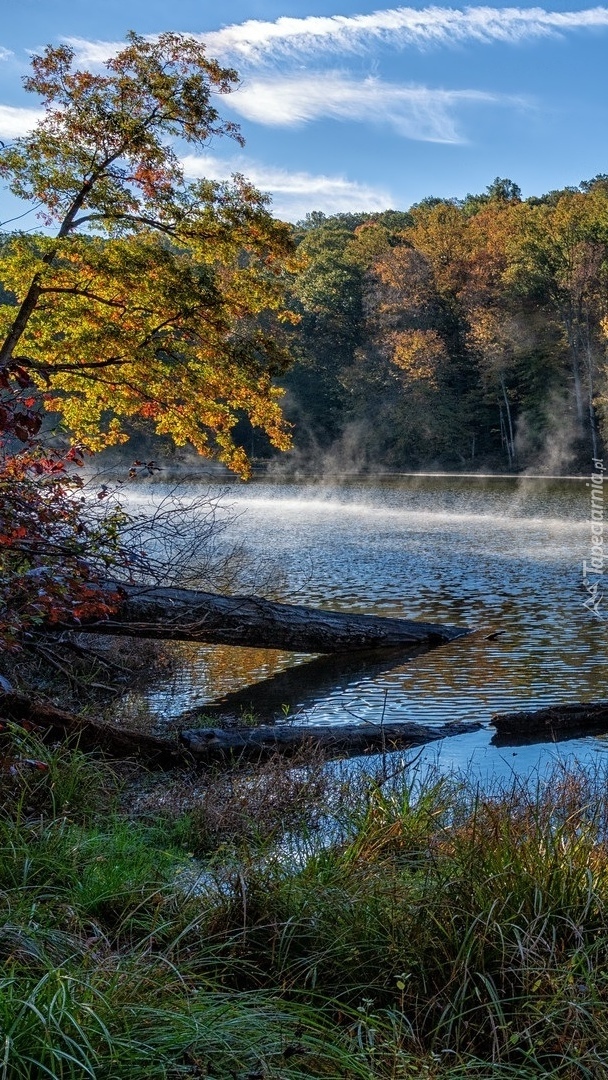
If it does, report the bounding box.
[1,1,608,221]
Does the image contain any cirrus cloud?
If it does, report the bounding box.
[226,72,525,143]
[201,5,608,63]
[181,152,393,219]
[62,6,608,70]
[0,104,42,139]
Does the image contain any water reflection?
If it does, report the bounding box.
[177,644,432,724]
[122,474,608,773]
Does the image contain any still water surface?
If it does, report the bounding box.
[127,475,608,781]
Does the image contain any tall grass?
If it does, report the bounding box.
[0,728,370,1078]
[185,765,608,1076]
[3,725,608,1076]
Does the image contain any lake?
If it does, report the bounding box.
[124,473,608,783]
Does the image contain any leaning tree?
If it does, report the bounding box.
[0,30,299,472]
[0,31,300,646]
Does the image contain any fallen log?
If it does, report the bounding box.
[0,691,181,765]
[491,701,608,744]
[179,718,482,762]
[0,691,480,765]
[57,583,468,653]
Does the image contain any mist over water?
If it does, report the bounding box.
[125,473,608,780]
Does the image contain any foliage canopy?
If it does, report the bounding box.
[0,32,300,648]
[0,31,298,474]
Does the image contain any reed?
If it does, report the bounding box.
[3,727,608,1077]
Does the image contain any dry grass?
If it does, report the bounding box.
[0,633,177,714]
[125,744,331,852]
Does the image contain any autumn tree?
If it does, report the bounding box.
[352,200,490,466]
[456,200,522,464]
[0,31,298,475]
[507,187,608,458]
[283,217,367,450]
[0,32,298,651]
[357,182,606,470]
[282,211,415,466]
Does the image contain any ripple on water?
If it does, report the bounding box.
[121,476,608,779]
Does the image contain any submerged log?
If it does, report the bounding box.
[491,701,608,744]
[177,627,500,727]
[59,584,468,653]
[179,718,482,762]
[0,691,480,765]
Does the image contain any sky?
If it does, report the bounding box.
[1,0,608,222]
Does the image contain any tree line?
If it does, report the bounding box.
[2,40,607,478]
[279,177,608,472]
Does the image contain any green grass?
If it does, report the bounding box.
[3,726,608,1076]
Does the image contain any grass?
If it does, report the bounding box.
[2,725,608,1076]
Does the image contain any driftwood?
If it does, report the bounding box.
[60,583,468,653]
[180,718,482,761]
[0,690,480,765]
[491,701,608,745]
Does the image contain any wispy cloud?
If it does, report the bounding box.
[61,37,122,66]
[0,48,13,62]
[0,104,42,139]
[202,6,608,63]
[63,6,608,69]
[225,72,520,142]
[182,153,393,219]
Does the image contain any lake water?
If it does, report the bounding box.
[125,474,608,783]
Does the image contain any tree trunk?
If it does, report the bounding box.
[0,691,181,765]
[585,314,599,460]
[566,318,585,429]
[500,374,516,466]
[178,719,482,762]
[0,690,481,765]
[491,701,608,744]
[59,584,469,652]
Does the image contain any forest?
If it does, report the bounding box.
[276,176,608,474]
[4,167,608,479]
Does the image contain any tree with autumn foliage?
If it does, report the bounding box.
[0,32,298,473]
[506,185,608,459]
[0,32,298,651]
[307,181,608,471]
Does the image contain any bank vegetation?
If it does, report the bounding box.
[3,726,608,1078]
